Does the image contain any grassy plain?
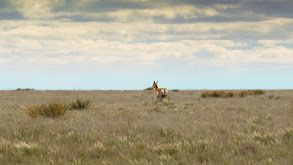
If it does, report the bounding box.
[0,90,293,164]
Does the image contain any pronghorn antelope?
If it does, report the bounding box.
[152,81,168,101]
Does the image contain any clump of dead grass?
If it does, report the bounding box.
[26,102,67,118]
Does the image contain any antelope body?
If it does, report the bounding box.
[152,81,169,101]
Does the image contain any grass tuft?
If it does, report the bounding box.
[26,102,67,118]
[253,133,278,145]
[282,129,293,142]
[69,98,91,110]
[162,100,174,106]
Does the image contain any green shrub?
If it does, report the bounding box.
[201,91,234,98]
[144,87,153,90]
[16,88,34,91]
[201,90,265,98]
[26,102,67,118]
[226,92,234,97]
[211,91,222,97]
[237,90,265,97]
[201,92,209,98]
[69,98,91,110]
[172,89,179,92]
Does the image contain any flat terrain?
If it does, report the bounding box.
[0,90,293,164]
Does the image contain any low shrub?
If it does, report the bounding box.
[16,88,35,91]
[144,87,153,90]
[172,89,179,92]
[238,90,265,97]
[249,90,265,95]
[226,92,234,97]
[69,98,91,110]
[201,90,265,98]
[26,102,67,118]
[201,91,234,98]
[211,91,224,97]
[201,92,209,98]
[239,91,247,98]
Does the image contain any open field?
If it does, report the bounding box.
[1,90,293,164]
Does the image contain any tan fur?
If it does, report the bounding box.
[152,81,168,101]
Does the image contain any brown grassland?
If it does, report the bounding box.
[0,90,293,164]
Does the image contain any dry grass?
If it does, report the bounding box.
[0,90,293,164]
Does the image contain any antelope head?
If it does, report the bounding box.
[152,81,158,89]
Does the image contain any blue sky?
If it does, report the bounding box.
[1,0,293,90]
